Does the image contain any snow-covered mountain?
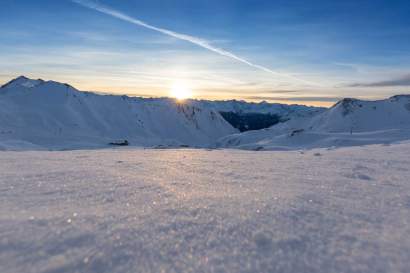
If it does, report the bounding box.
[0,76,237,150]
[3,76,408,151]
[218,96,410,150]
[306,96,410,132]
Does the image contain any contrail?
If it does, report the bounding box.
[72,0,312,85]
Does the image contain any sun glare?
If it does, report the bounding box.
[170,83,193,101]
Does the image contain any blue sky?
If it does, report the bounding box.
[1,0,410,106]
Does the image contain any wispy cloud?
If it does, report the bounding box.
[348,74,410,87]
[199,88,303,95]
[71,0,313,85]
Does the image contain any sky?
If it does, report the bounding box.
[1,0,410,106]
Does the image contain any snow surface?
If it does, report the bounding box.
[218,96,410,150]
[1,143,410,273]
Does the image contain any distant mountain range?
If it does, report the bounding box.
[1,76,409,150]
[218,95,410,150]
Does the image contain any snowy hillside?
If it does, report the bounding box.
[1,143,410,273]
[218,96,410,150]
[0,76,237,150]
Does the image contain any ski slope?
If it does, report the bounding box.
[1,143,410,273]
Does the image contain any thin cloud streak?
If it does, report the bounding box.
[197,88,302,95]
[71,0,313,85]
[347,74,410,87]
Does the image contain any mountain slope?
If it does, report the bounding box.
[218,96,410,150]
[0,76,237,150]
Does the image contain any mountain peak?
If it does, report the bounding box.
[389,94,410,102]
[334,98,360,106]
[15,75,29,81]
[1,75,45,89]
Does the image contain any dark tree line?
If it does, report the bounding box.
[220,112,281,132]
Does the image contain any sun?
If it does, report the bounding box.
[170,82,193,101]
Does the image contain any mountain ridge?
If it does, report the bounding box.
[2,76,409,151]
[0,76,238,150]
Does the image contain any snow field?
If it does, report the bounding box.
[1,143,410,272]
